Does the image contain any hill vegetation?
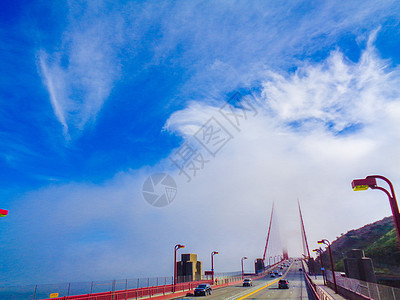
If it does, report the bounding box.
[318,216,400,285]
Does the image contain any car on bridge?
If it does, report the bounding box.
[243,278,253,287]
[194,283,212,296]
[278,279,289,289]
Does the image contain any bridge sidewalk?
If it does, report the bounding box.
[310,276,347,300]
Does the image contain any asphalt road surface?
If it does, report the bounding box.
[177,260,312,299]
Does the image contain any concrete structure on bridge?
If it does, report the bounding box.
[307,257,317,275]
[177,253,203,282]
[255,258,265,273]
[344,249,377,283]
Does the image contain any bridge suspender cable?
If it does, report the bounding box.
[298,200,311,259]
[262,202,274,263]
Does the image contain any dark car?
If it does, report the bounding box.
[243,278,253,287]
[278,279,289,289]
[194,284,212,296]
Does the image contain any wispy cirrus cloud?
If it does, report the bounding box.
[37,1,400,139]
[150,1,399,100]
[38,1,124,138]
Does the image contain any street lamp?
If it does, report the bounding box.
[241,257,248,279]
[351,175,400,248]
[318,239,337,293]
[313,248,326,285]
[211,251,219,283]
[174,244,185,291]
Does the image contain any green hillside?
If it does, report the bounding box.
[318,216,400,282]
[365,228,400,274]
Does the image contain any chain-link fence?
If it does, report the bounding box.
[326,270,400,300]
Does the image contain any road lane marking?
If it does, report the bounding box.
[236,261,294,300]
[223,279,276,300]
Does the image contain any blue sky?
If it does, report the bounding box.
[1,0,400,287]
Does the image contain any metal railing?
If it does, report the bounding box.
[326,270,400,300]
[0,271,252,300]
[0,275,202,300]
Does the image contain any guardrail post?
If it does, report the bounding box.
[136,278,139,300]
[112,280,116,300]
[89,281,93,300]
[367,283,371,298]
[125,279,128,300]
[66,282,71,300]
[376,284,381,300]
[32,285,37,300]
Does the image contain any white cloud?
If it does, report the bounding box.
[262,43,400,134]
[164,41,400,263]
[37,1,399,139]
[10,41,400,286]
[21,0,400,286]
[38,2,123,138]
[151,1,399,101]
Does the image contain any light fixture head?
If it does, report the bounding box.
[351,177,377,191]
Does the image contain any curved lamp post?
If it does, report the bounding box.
[174,244,185,291]
[352,175,400,248]
[313,248,326,285]
[211,251,219,283]
[318,239,337,293]
[241,257,248,279]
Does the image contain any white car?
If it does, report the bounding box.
[243,278,253,287]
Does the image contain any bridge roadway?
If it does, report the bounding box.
[178,260,311,299]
